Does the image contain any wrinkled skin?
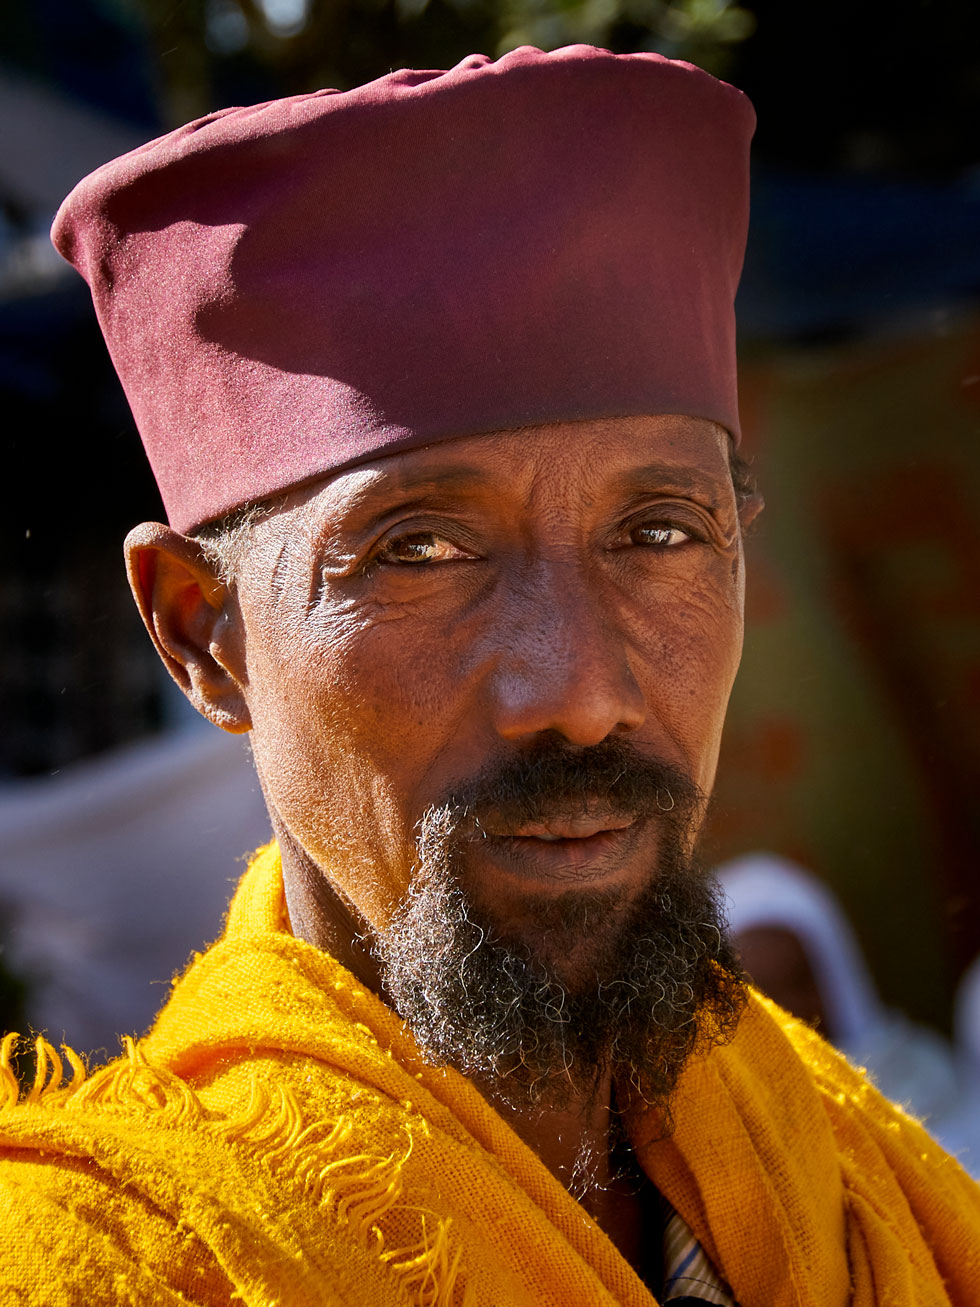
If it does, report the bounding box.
[213,418,742,941]
[125,412,760,1266]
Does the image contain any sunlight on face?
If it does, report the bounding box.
[233,415,747,946]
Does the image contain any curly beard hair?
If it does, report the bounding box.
[374,738,746,1122]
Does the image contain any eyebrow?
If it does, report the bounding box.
[365,459,726,497]
[319,453,731,539]
[372,462,489,494]
[307,461,492,547]
[612,462,731,504]
[328,462,495,519]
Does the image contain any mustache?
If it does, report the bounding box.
[428,736,706,835]
[382,734,744,1120]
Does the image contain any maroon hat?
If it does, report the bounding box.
[52,44,754,533]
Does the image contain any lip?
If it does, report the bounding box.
[503,812,636,841]
[471,816,648,886]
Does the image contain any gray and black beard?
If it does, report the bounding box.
[374,738,746,1123]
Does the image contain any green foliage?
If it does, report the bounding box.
[136,0,755,124]
[490,0,755,71]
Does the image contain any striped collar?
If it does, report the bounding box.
[661,1202,738,1305]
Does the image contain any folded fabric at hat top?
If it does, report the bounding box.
[51,44,754,533]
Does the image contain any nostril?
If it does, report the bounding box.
[486,570,647,744]
[490,648,646,745]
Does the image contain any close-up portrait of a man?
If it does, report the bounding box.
[2,21,980,1307]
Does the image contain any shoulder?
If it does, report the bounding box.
[0,1034,471,1307]
[0,1140,232,1304]
[731,987,968,1160]
[0,1037,238,1303]
[738,990,980,1282]
[646,990,980,1302]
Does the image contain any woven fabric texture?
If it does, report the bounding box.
[1,842,979,1305]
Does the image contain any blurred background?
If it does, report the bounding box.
[1,1,979,1085]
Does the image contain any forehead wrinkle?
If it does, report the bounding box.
[269,537,292,608]
[304,461,495,547]
[383,461,488,493]
[344,460,491,500]
[279,418,733,548]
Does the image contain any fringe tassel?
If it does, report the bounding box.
[1,1033,87,1108]
[1,1032,21,1109]
[383,1214,471,1307]
[1,1035,469,1307]
[70,1037,203,1128]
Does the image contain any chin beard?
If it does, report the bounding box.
[373,739,746,1121]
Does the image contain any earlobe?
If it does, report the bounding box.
[739,491,765,534]
[124,521,252,734]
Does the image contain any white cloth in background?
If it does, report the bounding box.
[0,725,271,1057]
[716,852,980,1177]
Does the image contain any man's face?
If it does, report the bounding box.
[232,415,746,956]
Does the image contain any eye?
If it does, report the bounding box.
[374,531,472,565]
[628,523,692,548]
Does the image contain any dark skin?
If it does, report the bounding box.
[736,925,831,1036]
[125,414,761,1276]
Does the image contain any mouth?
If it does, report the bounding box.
[501,812,636,841]
[471,811,648,886]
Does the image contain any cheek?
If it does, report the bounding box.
[630,566,743,790]
[242,602,472,925]
[300,601,470,755]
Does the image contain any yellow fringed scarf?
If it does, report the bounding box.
[2,842,979,1305]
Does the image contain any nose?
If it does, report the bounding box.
[488,561,646,747]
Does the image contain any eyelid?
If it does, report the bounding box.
[377,531,470,564]
[618,499,732,550]
[364,519,482,570]
[623,500,707,534]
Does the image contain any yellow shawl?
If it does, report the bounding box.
[2,843,979,1306]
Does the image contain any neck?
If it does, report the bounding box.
[277,823,386,994]
[476,1067,616,1194]
[276,825,655,1273]
[476,1068,651,1272]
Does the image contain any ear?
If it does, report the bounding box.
[124,522,252,734]
[739,490,765,534]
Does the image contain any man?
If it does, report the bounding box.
[2,44,978,1306]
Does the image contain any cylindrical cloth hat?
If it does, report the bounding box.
[52,44,755,533]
